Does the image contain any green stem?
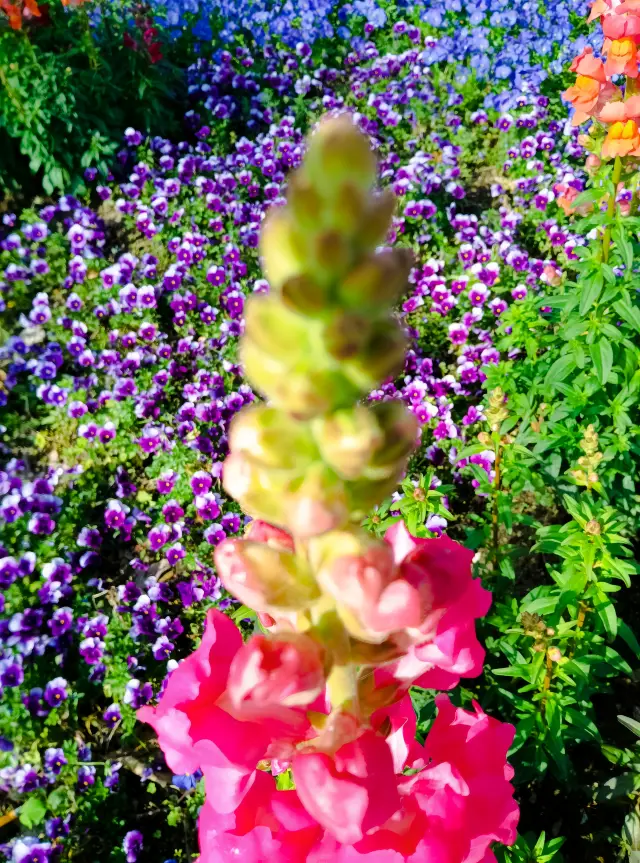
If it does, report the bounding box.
[602,156,623,264]
[327,664,359,715]
[540,650,553,716]
[81,8,99,70]
[491,442,502,572]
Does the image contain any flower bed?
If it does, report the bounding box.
[1,1,639,862]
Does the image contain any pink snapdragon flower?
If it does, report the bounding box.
[194,695,518,863]
[137,609,314,814]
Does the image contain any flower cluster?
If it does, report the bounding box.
[564,0,640,159]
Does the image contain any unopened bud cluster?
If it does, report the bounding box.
[569,424,603,489]
[485,387,510,434]
[521,611,560,660]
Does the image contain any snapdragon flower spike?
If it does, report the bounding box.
[564,1,640,158]
[140,116,518,862]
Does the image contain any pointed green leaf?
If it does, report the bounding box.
[589,338,613,385]
[544,354,577,390]
[579,270,603,314]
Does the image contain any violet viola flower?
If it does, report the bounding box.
[123,830,143,863]
[103,703,122,727]
[43,677,68,707]
[44,747,67,775]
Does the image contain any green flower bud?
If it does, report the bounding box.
[287,173,325,235]
[281,273,330,316]
[312,406,385,480]
[338,248,413,311]
[304,115,377,198]
[355,188,397,250]
[243,295,313,362]
[363,402,418,479]
[325,182,367,238]
[285,462,350,537]
[346,475,407,521]
[229,405,318,470]
[223,451,290,526]
[310,229,353,284]
[259,209,305,291]
[312,402,417,482]
[223,452,350,537]
[242,337,362,417]
[323,313,373,361]
[344,317,407,390]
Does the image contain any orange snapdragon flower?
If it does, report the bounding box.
[563,48,621,124]
[0,1,21,28]
[605,37,639,76]
[602,119,640,157]
[0,0,40,28]
[589,0,622,22]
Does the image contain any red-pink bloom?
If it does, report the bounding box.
[619,0,640,12]
[589,0,623,21]
[604,36,639,76]
[381,523,491,687]
[196,696,517,862]
[403,695,519,863]
[292,730,401,844]
[370,696,423,774]
[569,46,608,82]
[198,770,322,862]
[562,48,620,125]
[312,532,425,642]
[137,610,310,814]
[228,633,327,713]
[602,10,640,37]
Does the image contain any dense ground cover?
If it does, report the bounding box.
[1,0,640,861]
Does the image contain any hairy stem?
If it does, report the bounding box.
[569,600,588,659]
[602,156,622,264]
[491,443,502,572]
[541,650,553,715]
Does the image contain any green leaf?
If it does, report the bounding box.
[595,772,637,801]
[613,224,634,270]
[572,188,606,209]
[579,270,604,315]
[19,797,47,829]
[614,297,640,334]
[522,595,558,615]
[589,338,613,386]
[544,355,577,390]
[619,715,640,738]
[618,620,640,658]
[595,592,618,638]
[565,707,601,741]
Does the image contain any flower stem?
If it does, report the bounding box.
[569,600,588,659]
[602,156,622,264]
[541,651,553,715]
[327,663,359,715]
[491,442,502,572]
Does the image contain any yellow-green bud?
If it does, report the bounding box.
[229,405,317,470]
[304,115,377,198]
[312,406,385,480]
[338,248,413,311]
